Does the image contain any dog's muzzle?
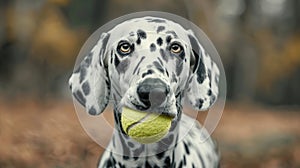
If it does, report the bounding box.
[137,78,170,108]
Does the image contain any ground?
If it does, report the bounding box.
[0,98,299,168]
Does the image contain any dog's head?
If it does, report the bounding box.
[69,16,219,124]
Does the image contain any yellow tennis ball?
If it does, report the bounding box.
[121,107,173,144]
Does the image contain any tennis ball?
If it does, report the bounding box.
[121,107,173,144]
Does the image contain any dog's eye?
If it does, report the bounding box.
[117,41,132,55]
[170,43,183,54]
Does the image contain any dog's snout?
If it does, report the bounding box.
[137,78,169,107]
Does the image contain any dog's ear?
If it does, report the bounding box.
[69,33,110,115]
[185,31,220,111]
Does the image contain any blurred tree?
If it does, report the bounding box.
[64,0,109,30]
[0,0,87,99]
[0,0,299,105]
[214,0,300,105]
[0,0,14,88]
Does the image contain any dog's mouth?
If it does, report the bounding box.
[119,106,175,144]
[130,101,176,118]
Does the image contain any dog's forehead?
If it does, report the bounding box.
[107,16,189,41]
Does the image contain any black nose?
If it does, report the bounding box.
[137,78,169,108]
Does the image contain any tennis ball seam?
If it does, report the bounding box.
[125,113,151,133]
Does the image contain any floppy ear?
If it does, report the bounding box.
[186,31,220,111]
[69,33,110,115]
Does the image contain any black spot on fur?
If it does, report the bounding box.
[208,69,212,87]
[131,43,135,53]
[183,142,190,155]
[188,34,200,71]
[150,43,156,52]
[166,35,172,43]
[153,61,164,73]
[105,159,113,167]
[145,161,151,168]
[196,98,204,109]
[117,59,130,73]
[171,150,176,167]
[157,26,165,33]
[79,67,86,83]
[123,155,129,160]
[178,161,183,168]
[133,56,145,74]
[74,90,86,106]
[82,81,90,95]
[171,73,177,83]
[166,31,178,38]
[157,57,164,66]
[118,162,125,168]
[137,29,147,39]
[114,110,122,131]
[85,52,93,65]
[110,153,116,165]
[88,106,97,115]
[165,69,169,77]
[208,89,212,96]
[183,155,187,165]
[142,69,153,78]
[110,52,113,64]
[210,94,216,106]
[178,50,185,60]
[156,151,165,159]
[136,37,141,45]
[196,56,206,84]
[137,68,140,75]
[99,50,104,66]
[176,59,183,76]
[188,35,200,54]
[114,54,120,67]
[157,37,163,46]
[164,156,171,167]
[160,49,168,62]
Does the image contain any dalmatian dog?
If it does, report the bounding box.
[69,16,220,168]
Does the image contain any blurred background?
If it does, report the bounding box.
[0,0,299,167]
